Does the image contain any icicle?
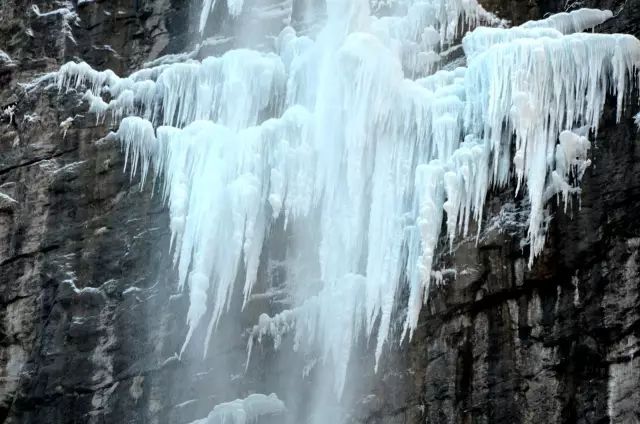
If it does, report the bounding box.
[199,0,217,33]
[112,116,158,186]
[404,162,445,341]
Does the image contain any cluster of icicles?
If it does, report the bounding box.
[56,0,639,400]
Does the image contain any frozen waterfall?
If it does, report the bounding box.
[53,0,639,421]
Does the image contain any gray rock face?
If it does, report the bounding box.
[0,0,638,423]
[0,1,191,422]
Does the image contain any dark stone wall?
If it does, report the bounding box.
[0,1,192,422]
[0,0,638,423]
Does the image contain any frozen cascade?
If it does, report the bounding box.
[55,0,640,413]
[189,393,286,424]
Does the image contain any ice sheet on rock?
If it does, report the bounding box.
[520,8,612,34]
[189,393,285,424]
[143,50,198,68]
[31,5,79,45]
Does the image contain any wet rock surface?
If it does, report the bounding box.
[0,0,638,423]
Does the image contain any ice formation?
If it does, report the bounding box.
[0,50,12,64]
[189,393,285,424]
[31,4,79,44]
[55,0,640,402]
[519,8,612,33]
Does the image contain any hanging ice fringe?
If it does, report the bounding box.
[56,0,639,399]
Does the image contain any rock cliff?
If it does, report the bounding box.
[0,0,638,423]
